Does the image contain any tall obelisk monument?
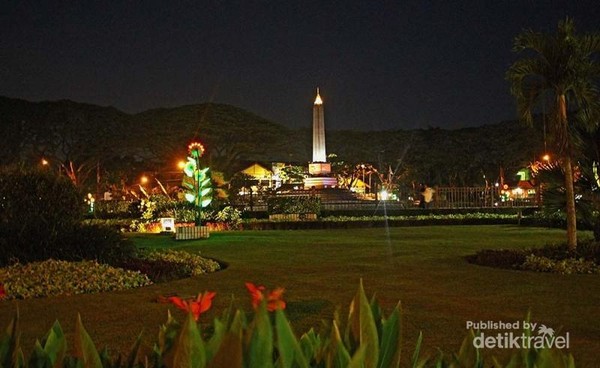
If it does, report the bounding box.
[305,88,337,189]
[312,88,326,163]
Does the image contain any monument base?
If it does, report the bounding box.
[309,162,331,175]
[303,176,337,190]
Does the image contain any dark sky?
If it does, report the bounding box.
[1,1,599,131]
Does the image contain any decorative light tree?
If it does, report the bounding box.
[182,142,212,226]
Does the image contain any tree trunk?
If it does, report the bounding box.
[563,155,578,251]
[558,94,577,251]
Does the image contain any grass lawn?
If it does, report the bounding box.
[1,225,599,365]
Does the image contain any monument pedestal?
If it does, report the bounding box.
[303,176,337,189]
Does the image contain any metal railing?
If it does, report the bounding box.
[233,186,540,212]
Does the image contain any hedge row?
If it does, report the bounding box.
[241,217,522,230]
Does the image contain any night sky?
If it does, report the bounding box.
[1,1,599,131]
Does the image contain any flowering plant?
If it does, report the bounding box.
[168,291,216,321]
[245,282,286,311]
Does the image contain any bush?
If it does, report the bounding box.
[119,249,221,282]
[58,224,138,265]
[93,200,140,219]
[0,168,84,265]
[267,196,321,215]
[215,206,242,229]
[465,249,527,269]
[0,259,151,299]
[521,254,600,274]
[468,240,600,274]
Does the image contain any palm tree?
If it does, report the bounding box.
[506,18,600,251]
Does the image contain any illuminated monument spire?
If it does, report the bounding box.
[305,88,337,189]
[312,88,326,162]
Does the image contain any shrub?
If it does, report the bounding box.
[267,196,321,215]
[93,200,140,219]
[119,249,221,282]
[0,259,151,299]
[0,168,84,265]
[465,249,527,269]
[58,224,138,265]
[521,254,600,274]
[141,249,221,276]
[214,205,242,229]
[468,240,600,274]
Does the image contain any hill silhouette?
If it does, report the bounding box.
[0,96,543,187]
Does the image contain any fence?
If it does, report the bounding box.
[235,186,539,212]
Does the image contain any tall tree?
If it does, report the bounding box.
[506,18,600,250]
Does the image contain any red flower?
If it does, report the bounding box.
[245,282,286,312]
[168,291,216,321]
[0,284,6,299]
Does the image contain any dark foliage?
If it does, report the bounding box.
[0,168,135,266]
[465,249,528,269]
[58,224,137,265]
[118,257,187,283]
[0,168,83,265]
[93,200,141,219]
[467,241,600,269]
[267,196,321,215]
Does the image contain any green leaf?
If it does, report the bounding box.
[74,314,102,368]
[172,312,205,368]
[275,308,308,368]
[347,345,367,368]
[125,332,143,368]
[378,304,402,368]
[348,279,379,368]
[43,320,66,368]
[201,199,212,208]
[247,304,273,368]
[411,331,425,368]
[207,311,244,367]
[0,313,19,368]
[28,340,51,368]
[453,329,481,367]
[299,329,321,363]
[327,320,351,368]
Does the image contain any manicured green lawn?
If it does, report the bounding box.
[1,225,599,365]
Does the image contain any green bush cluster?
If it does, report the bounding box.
[468,241,600,274]
[141,249,221,276]
[119,250,221,282]
[0,259,152,299]
[521,254,600,274]
[0,168,83,265]
[0,282,576,367]
[214,206,243,229]
[267,196,321,215]
[119,249,221,283]
[59,224,138,265]
[0,169,136,267]
[93,200,141,219]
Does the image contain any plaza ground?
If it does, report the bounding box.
[1,225,599,365]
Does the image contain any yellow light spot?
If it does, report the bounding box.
[177,160,186,169]
[140,176,148,185]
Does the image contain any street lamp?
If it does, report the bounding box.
[140,175,149,185]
